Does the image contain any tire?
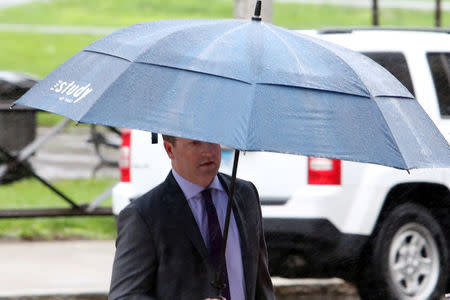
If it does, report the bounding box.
[357,203,448,300]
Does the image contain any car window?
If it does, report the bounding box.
[427,53,450,117]
[362,52,415,96]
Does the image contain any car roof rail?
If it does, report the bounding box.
[318,27,450,34]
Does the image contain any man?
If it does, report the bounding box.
[109,135,275,300]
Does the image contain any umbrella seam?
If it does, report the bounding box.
[134,62,253,85]
[293,32,374,97]
[74,61,133,124]
[88,19,241,63]
[84,49,132,62]
[262,23,306,76]
[371,96,409,170]
[244,83,257,151]
[84,49,253,85]
[133,19,241,63]
[258,82,372,99]
[195,22,250,65]
[374,95,415,100]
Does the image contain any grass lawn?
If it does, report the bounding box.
[0,178,117,240]
[0,32,101,78]
[0,0,446,28]
[0,0,232,26]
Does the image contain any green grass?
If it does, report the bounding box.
[0,0,447,28]
[0,32,101,78]
[0,178,117,240]
[0,0,233,26]
[37,112,67,127]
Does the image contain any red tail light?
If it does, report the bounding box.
[119,129,131,182]
[308,157,341,185]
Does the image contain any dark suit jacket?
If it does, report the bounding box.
[109,172,275,300]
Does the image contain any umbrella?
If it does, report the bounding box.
[13,1,450,297]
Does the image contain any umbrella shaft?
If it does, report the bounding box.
[213,149,240,297]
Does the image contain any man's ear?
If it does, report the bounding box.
[163,140,175,159]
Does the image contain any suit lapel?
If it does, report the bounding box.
[165,172,209,261]
[218,174,252,300]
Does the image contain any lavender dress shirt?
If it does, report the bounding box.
[172,169,245,300]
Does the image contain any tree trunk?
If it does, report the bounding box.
[234,0,273,23]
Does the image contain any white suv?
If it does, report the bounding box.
[112,28,450,299]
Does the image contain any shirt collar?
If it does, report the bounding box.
[172,169,225,200]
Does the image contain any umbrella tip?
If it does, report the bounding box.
[9,103,15,109]
[252,0,262,21]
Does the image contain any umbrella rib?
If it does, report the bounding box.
[262,25,372,98]
[262,23,305,75]
[135,61,253,85]
[74,63,134,125]
[196,22,250,61]
[297,34,373,97]
[84,49,252,85]
[84,49,133,62]
[256,82,371,99]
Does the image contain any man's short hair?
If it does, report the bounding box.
[162,135,177,145]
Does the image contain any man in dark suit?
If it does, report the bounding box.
[109,135,274,300]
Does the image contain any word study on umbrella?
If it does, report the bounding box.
[49,80,93,103]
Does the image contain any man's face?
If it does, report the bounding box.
[163,137,221,187]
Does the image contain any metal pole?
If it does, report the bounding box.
[436,0,442,27]
[372,0,379,26]
[0,144,81,209]
[212,149,240,297]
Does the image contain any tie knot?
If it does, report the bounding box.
[201,188,212,201]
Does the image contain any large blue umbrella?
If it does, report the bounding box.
[14,18,450,170]
[13,2,450,297]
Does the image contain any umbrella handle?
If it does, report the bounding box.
[212,149,240,298]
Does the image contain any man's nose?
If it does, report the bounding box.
[201,142,218,154]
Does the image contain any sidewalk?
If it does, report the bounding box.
[0,240,114,297]
[0,240,359,299]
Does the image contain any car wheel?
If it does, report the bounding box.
[357,203,448,300]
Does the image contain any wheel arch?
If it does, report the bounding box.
[375,182,450,237]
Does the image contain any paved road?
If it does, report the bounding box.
[0,240,359,299]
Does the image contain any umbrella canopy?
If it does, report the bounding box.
[14,18,450,170]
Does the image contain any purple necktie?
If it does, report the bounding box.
[202,188,231,300]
